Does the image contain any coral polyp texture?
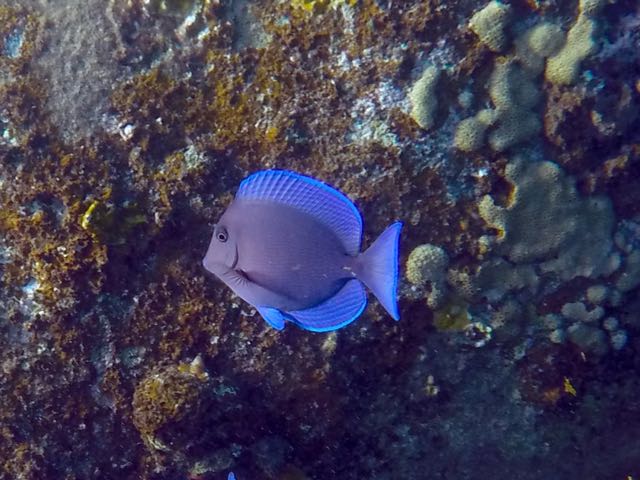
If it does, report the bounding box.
[408,65,442,130]
[478,156,618,280]
[545,0,608,85]
[406,243,449,309]
[0,0,639,479]
[468,0,511,52]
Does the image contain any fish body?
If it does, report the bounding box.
[219,201,350,310]
[203,170,402,332]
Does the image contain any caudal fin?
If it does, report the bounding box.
[356,222,402,321]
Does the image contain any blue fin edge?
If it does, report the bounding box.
[239,170,363,232]
[283,297,368,333]
[390,221,402,321]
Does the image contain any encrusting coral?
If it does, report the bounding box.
[468,0,511,52]
[478,156,618,281]
[545,0,610,85]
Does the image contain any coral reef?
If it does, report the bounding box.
[0,0,639,479]
[485,59,542,151]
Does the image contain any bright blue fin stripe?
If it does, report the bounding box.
[284,279,367,332]
[389,221,402,320]
[237,170,363,255]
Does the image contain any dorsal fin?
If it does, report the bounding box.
[236,170,363,255]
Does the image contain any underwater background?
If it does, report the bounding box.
[0,0,639,478]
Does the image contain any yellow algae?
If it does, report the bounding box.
[80,199,146,245]
[265,125,280,142]
[0,210,21,231]
[563,377,577,396]
[133,368,203,437]
[80,200,100,231]
[291,0,357,14]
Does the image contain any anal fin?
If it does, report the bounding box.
[285,279,367,332]
[256,306,285,330]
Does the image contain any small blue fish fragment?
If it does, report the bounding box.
[228,473,236,480]
[203,170,402,332]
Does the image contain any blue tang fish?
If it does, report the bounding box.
[203,170,402,332]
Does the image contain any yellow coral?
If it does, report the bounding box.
[454,59,541,152]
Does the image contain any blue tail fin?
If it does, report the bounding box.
[356,222,402,321]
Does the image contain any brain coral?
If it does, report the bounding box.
[478,156,618,281]
[406,243,449,309]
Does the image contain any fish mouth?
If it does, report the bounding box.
[229,244,239,270]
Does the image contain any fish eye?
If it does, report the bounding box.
[216,228,228,243]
